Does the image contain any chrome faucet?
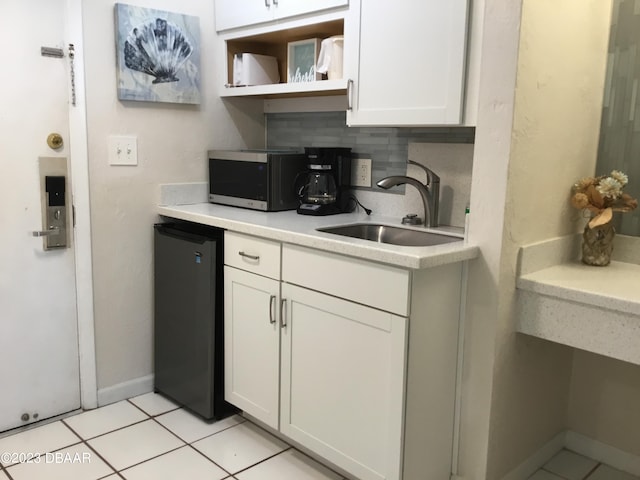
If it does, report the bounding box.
[376,160,440,228]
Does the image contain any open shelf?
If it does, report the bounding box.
[221,19,345,99]
[221,79,347,98]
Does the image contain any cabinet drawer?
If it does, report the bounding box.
[282,244,410,316]
[225,232,281,279]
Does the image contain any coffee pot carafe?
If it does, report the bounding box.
[302,166,338,205]
[297,147,352,216]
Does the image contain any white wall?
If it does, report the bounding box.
[569,352,640,457]
[81,0,264,397]
[487,0,612,478]
[460,0,612,478]
[457,0,523,476]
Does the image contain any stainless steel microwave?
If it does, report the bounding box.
[208,150,307,211]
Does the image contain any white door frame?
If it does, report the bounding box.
[65,0,97,410]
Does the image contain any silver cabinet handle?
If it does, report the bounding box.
[265,0,270,6]
[273,0,278,5]
[238,251,259,261]
[280,298,287,328]
[269,295,276,324]
[347,79,354,111]
[32,227,60,237]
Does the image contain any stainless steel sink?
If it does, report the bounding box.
[316,223,462,247]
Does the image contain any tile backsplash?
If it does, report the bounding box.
[266,111,475,227]
[266,111,474,184]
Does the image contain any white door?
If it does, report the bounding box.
[0,0,81,432]
[224,267,281,429]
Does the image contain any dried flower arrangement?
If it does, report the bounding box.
[570,170,638,228]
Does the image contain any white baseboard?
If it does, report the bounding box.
[500,431,566,480]
[500,430,640,480]
[565,431,640,477]
[96,374,154,407]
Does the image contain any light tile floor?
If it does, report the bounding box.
[0,393,344,480]
[3,397,638,480]
[529,449,640,480]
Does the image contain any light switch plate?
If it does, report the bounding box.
[351,158,372,187]
[108,135,138,166]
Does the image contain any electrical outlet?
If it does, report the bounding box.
[108,135,138,166]
[351,158,372,187]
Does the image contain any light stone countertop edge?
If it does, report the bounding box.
[516,237,640,363]
[517,262,640,317]
[157,203,479,270]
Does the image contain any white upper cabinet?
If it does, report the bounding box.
[274,0,348,25]
[215,0,349,31]
[346,0,469,126]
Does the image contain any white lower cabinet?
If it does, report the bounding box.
[223,232,462,480]
[224,266,280,429]
[280,283,407,480]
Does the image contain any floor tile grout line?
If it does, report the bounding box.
[126,397,182,418]
[62,416,150,443]
[66,426,186,476]
[147,414,248,477]
[3,466,14,480]
[66,410,191,475]
[0,439,119,479]
[115,443,187,475]
[210,418,350,479]
[61,419,125,477]
[60,417,85,442]
[97,470,124,480]
[125,398,154,418]
[540,467,572,479]
[151,413,247,445]
[185,442,235,477]
[2,440,85,470]
[229,446,293,477]
[0,416,85,469]
[582,462,603,479]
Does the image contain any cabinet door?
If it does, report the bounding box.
[214,0,348,31]
[214,0,274,31]
[280,283,407,480]
[274,0,348,22]
[224,266,280,428]
[347,0,469,126]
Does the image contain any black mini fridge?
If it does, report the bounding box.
[153,222,236,420]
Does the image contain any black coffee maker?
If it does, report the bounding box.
[297,147,352,216]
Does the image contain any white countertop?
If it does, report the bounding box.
[518,261,640,317]
[516,235,640,365]
[157,203,479,270]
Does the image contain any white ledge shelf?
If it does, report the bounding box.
[516,235,640,366]
[220,79,348,98]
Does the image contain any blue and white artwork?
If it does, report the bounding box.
[115,4,201,104]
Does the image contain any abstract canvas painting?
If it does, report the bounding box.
[115,3,201,104]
